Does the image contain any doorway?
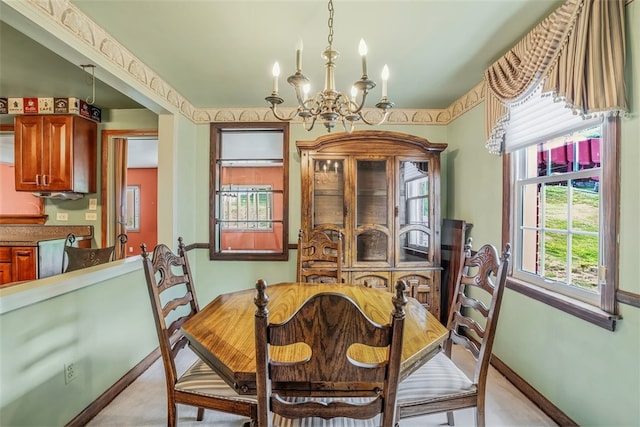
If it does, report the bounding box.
[101,130,158,256]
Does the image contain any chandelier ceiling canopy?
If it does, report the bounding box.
[265,0,394,133]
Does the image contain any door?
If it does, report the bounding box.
[101,131,158,257]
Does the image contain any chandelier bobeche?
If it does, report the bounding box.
[265,0,394,132]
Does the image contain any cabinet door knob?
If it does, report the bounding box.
[35,174,41,186]
[43,175,49,187]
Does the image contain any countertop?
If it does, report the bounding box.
[0,225,93,246]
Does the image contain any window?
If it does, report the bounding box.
[504,116,620,330]
[210,123,289,261]
[220,185,273,230]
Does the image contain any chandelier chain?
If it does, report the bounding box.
[327,0,334,47]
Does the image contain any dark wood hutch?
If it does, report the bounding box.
[297,130,447,319]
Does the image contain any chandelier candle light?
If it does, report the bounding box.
[265,0,394,132]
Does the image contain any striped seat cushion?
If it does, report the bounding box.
[396,352,476,406]
[175,359,256,403]
[271,397,381,427]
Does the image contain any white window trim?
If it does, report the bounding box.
[500,82,620,330]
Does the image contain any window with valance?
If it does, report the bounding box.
[482,0,628,330]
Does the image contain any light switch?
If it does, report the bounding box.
[89,198,97,210]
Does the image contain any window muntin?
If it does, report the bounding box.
[220,184,273,230]
[210,123,288,260]
[512,125,604,305]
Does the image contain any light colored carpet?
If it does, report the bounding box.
[87,346,557,427]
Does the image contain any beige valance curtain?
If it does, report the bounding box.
[484,0,627,153]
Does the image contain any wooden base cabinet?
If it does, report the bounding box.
[0,246,37,286]
[14,115,97,193]
[297,131,447,319]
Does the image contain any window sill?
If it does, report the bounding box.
[506,277,620,331]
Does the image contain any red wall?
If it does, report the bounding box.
[126,168,157,257]
[0,163,41,215]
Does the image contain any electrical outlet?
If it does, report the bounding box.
[88,198,97,211]
[56,212,68,221]
[85,212,97,221]
[64,363,77,384]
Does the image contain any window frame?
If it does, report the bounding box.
[502,116,620,331]
[209,122,289,261]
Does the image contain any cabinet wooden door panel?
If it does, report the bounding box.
[11,247,37,282]
[43,116,73,191]
[0,246,37,285]
[0,263,11,285]
[393,271,438,318]
[0,247,12,285]
[14,115,43,191]
[14,115,96,193]
[352,271,391,290]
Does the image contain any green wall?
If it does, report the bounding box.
[444,3,639,425]
[1,2,637,425]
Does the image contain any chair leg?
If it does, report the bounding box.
[476,403,486,427]
[196,407,204,421]
[446,410,455,426]
[167,402,177,427]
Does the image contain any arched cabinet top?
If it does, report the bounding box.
[296,130,447,156]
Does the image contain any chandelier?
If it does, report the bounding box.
[265,0,394,133]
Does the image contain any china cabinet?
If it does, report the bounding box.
[297,131,447,319]
[14,115,97,193]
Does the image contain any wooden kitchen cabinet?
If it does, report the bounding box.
[297,131,447,319]
[0,246,37,286]
[14,115,97,193]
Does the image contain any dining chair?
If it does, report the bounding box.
[141,237,257,427]
[62,232,128,273]
[254,279,408,427]
[296,228,343,283]
[395,240,511,427]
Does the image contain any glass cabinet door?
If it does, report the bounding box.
[397,160,432,265]
[354,159,391,266]
[312,158,345,229]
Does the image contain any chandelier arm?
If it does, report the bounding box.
[303,116,317,132]
[268,104,301,122]
[346,91,369,115]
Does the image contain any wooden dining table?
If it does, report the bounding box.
[181,282,449,395]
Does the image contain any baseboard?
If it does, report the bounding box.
[489,354,578,426]
[65,348,161,427]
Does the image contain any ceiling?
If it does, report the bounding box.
[0,0,564,114]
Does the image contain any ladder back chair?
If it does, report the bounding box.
[396,240,511,427]
[254,279,408,427]
[62,232,128,273]
[296,229,343,283]
[141,237,257,427]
